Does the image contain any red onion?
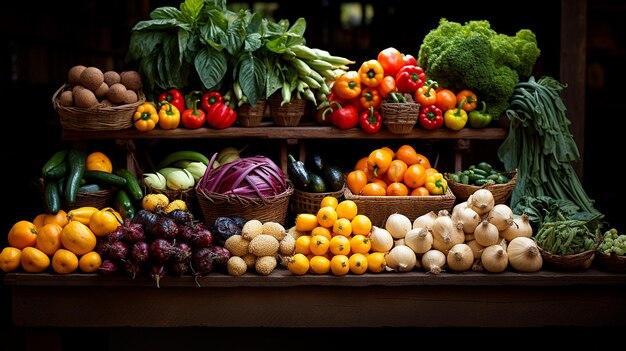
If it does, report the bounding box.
[198,154,287,200]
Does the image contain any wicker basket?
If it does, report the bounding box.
[195,180,294,226]
[343,187,456,227]
[380,99,420,134]
[445,170,518,205]
[144,185,195,206]
[52,83,145,131]
[66,189,115,210]
[538,246,597,271]
[269,95,306,126]
[237,100,267,127]
[290,185,345,215]
[595,252,626,273]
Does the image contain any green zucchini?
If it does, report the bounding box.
[64,148,87,207]
[44,179,61,215]
[83,170,127,187]
[322,165,344,192]
[116,168,143,201]
[307,173,327,193]
[287,154,310,190]
[44,162,68,180]
[42,150,67,177]
[114,189,135,220]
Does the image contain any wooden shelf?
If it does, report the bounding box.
[61,125,508,141]
[5,269,626,328]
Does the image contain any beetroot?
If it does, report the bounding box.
[131,241,150,264]
[167,260,190,276]
[123,259,145,279]
[132,209,158,230]
[166,209,195,225]
[123,220,146,243]
[149,216,180,241]
[106,226,125,243]
[150,263,167,288]
[94,237,108,256]
[207,244,231,267]
[99,259,120,275]
[179,223,213,248]
[149,238,173,263]
[191,247,215,276]
[106,241,130,261]
[170,241,192,263]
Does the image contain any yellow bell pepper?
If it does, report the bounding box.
[133,102,159,132]
[158,102,180,130]
[367,148,393,177]
[425,172,448,195]
[358,59,384,88]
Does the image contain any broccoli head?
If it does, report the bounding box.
[418,19,540,118]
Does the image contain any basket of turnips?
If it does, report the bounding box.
[52,65,145,131]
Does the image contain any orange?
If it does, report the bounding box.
[349,253,369,275]
[52,248,79,274]
[346,170,368,195]
[411,186,430,196]
[7,220,38,250]
[309,235,330,256]
[351,214,372,236]
[60,221,97,256]
[319,196,339,210]
[295,213,318,232]
[367,252,387,273]
[89,208,122,236]
[403,164,427,189]
[308,255,331,274]
[310,226,332,241]
[20,247,50,273]
[287,253,309,275]
[316,206,338,228]
[78,251,102,273]
[85,151,113,173]
[35,223,63,256]
[32,213,47,229]
[336,200,358,220]
[0,247,22,272]
[329,235,351,256]
[330,254,350,276]
[360,182,387,196]
[44,209,69,228]
[386,182,409,196]
[350,234,371,254]
[295,235,312,255]
[332,218,352,237]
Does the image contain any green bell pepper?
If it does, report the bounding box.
[468,101,493,128]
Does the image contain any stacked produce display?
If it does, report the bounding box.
[2,0,624,281]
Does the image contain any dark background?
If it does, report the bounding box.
[1,0,624,348]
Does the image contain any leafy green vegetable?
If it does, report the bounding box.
[418,19,540,118]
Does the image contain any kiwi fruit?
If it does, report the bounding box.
[106,83,127,104]
[122,90,138,104]
[67,65,86,87]
[103,71,121,87]
[59,91,74,107]
[120,70,142,91]
[80,66,104,91]
[74,88,98,108]
[94,82,109,100]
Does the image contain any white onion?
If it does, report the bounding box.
[467,189,495,215]
[473,220,500,247]
[385,245,417,272]
[421,249,446,274]
[404,227,433,254]
[507,237,543,272]
[451,203,481,234]
[466,239,485,259]
[413,211,437,230]
[446,243,474,272]
[385,213,412,239]
[487,204,514,231]
[369,226,394,253]
[431,210,465,254]
[481,244,509,273]
[500,214,533,241]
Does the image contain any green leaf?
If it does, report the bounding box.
[180,0,204,22]
[178,29,191,64]
[195,48,227,90]
[244,33,262,52]
[285,17,306,47]
[265,57,282,99]
[238,52,265,105]
[132,18,179,32]
[127,31,164,61]
[261,18,288,37]
[264,36,287,54]
[150,7,184,21]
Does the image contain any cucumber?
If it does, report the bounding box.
[64,148,87,207]
[322,165,344,192]
[42,150,67,177]
[44,162,68,180]
[116,168,143,201]
[83,170,127,187]
[44,179,61,214]
[155,150,210,170]
[114,189,135,220]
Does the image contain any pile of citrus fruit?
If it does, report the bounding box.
[288,196,386,275]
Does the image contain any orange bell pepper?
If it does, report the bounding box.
[414,80,438,106]
[456,89,478,112]
[367,148,393,177]
[333,71,361,100]
[377,75,397,99]
[359,87,382,110]
[358,60,384,88]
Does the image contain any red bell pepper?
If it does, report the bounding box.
[181,99,206,129]
[402,54,417,67]
[330,101,359,130]
[359,107,382,133]
[315,92,345,125]
[158,89,185,115]
[419,105,444,130]
[206,102,237,129]
[395,65,426,93]
[201,91,223,113]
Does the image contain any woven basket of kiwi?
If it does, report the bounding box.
[52,66,145,131]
